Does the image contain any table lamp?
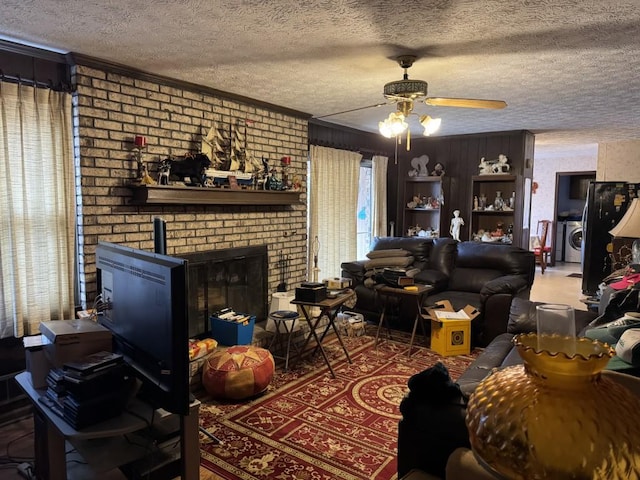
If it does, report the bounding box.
[609,197,640,265]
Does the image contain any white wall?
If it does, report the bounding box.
[531,139,640,246]
[597,140,640,182]
[531,144,597,240]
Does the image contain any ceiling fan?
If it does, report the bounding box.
[382,54,507,110]
[317,55,507,149]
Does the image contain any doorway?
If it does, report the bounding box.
[554,171,595,265]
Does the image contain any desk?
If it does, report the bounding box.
[15,372,200,480]
[374,284,433,357]
[291,290,355,378]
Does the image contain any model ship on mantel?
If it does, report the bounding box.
[201,120,260,187]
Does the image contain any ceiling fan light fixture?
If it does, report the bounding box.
[420,115,442,136]
[378,112,408,138]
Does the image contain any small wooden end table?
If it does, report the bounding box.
[374,284,433,357]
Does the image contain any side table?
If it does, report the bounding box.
[291,289,355,378]
[375,284,433,357]
[267,310,301,370]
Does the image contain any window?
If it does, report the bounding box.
[0,82,75,338]
[356,160,373,259]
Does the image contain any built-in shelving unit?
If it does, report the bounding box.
[130,185,302,206]
[470,175,524,246]
[401,176,443,237]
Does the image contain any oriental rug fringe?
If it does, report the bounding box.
[198,329,479,480]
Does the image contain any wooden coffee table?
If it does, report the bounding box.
[374,284,433,356]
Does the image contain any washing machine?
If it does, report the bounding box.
[564,221,583,263]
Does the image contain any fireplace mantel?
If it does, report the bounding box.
[130,185,302,206]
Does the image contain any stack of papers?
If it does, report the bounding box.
[433,310,471,320]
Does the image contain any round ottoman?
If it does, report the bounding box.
[202,346,275,400]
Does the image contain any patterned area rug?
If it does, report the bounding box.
[198,329,479,479]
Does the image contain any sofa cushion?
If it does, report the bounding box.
[456,333,516,396]
[507,297,542,334]
[371,236,433,265]
[413,269,449,290]
[449,267,504,293]
[362,255,415,269]
[481,275,530,297]
[427,238,457,277]
[426,291,482,312]
[366,248,411,259]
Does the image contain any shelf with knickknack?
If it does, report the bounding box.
[470,175,520,245]
[402,176,444,237]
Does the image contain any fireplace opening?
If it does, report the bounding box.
[181,246,268,339]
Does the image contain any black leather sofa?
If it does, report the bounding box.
[397,298,598,479]
[341,236,536,347]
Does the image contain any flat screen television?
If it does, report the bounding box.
[95,242,190,415]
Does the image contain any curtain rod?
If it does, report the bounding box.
[0,70,72,92]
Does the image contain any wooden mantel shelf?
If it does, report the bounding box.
[130,185,302,206]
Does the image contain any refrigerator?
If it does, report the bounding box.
[581,181,640,296]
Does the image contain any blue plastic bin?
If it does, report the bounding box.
[210,314,255,346]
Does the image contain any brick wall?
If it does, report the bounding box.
[73,64,308,309]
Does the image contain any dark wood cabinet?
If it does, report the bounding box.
[393,130,534,248]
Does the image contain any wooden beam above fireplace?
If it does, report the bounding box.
[130,185,302,206]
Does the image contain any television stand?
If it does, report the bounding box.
[15,371,200,480]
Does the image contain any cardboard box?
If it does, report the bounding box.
[424,300,479,356]
[39,319,112,367]
[210,315,255,346]
[323,277,352,290]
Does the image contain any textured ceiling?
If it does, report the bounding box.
[1,0,639,160]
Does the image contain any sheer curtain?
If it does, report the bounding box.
[371,155,389,238]
[308,145,362,279]
[0,81,75,338]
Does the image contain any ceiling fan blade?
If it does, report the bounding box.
[425,97,507,109]
[314,102,389,119]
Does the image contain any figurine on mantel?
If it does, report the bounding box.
[138,163,156,185]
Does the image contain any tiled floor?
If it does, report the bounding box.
[0,261,586,479]
[529,261,587,311]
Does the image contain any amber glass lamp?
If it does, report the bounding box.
[466,333,640,479]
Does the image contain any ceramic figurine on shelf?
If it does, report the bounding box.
[408,154,430,177]
[430,162,445,177]
[494,191,505,211]
[450,210,464,242]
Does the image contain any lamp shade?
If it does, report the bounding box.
[609,198,640,238]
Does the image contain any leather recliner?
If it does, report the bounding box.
[341,237,536,347]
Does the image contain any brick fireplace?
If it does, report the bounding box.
[72,62,309,309]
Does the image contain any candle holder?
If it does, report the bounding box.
[131,136,154,184]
